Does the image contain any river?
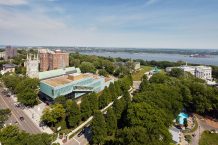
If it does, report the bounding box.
[81,51,218,66]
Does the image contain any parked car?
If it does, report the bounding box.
[5,94,10,97]
[19,116,24,121]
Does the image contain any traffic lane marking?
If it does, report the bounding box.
[0,95,24,129]
[5,97,41,134]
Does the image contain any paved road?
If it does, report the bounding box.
[190,115,218,145]
[0,88,41,134]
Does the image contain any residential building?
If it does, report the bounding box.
[166,65,212,81]
[25,53,39,78]
[39,49,69,72]
[1,64,17,75]
[39,67,113,100]
[5,46,17,59]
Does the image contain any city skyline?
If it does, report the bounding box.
[0,0,218,49]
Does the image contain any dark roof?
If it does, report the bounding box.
[3,64,17,68]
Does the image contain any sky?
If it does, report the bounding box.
[0,0,218,49]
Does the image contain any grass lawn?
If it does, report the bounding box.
[199,131,218,145]
[132,66,152,81]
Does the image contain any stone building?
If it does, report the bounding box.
[25,53,39,78]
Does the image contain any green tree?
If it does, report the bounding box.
[41,104,65,127]
[54,96,67,107]
[113,98,125,120]
[66,100,80,128]
[99,89,110,109]
[17,90,38,107]
[80,97,91,121]
[87,93,99,114]
[70,59,80,67]
[114,81,122,96]
[184,118,188,128]
[91,111,107,145]
[80,62,96,73]
[169,68,184,78]
[127,102,172,145]
[116,126,150,145]
[0,125,23,145]
[108,83,117,101]
[98,69,108,77]
[0,109,11,128]
[105,108,117,136]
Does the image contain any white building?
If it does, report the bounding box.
[133,62,141,70]
[0,52,5,59]
[169,127,181,144]
[25,53,39,78]
[1,64,17,75]
[166,65,212,81]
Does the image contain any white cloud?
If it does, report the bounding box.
[0,0,28,6]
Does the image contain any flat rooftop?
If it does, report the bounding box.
[41,73,101,87]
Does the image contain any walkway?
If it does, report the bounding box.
[53,87,135,145]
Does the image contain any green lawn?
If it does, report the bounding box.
[199,131,218,145]
[132,66,152,81]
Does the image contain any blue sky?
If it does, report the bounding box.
[0,0,218,48]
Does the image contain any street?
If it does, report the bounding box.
[0,88,41,134]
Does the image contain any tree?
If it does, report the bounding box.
[66,100,80,128]
[105,108,117,136]
[116,126,150,145]
[80,97,91,121]
[113,98,125,120]
[54,96,67,107]
[0,125,53,145]
[70,59,80,67]
[102,60,115,74]
[108,83,117,101]
[0,125,23,145]
[91,111,107,145]
[15,78,39,94]
[184,118,188,128]
[41,104,65,127]
[139,75,149,91]
[123,90,131,105]
[17,90,38,107]
[80,62,96,73]
[169,68,184,78]
[87,93,99,114]
[98,69,108,77]
[0,109,11,128]
[126,102,172,145]
[114,81,122,96]
[99,88,111,109]
[2,75,21,91]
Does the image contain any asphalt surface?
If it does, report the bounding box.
[0,88,41,134]
[190,116,218,145]
[65,127,91,145]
